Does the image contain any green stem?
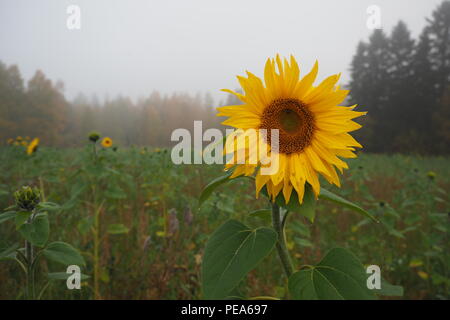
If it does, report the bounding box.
[25,239,34,299]
[24,211,36,299]
[92,142,98,162]
[271,203,294,278]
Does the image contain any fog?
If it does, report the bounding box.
[0,0,443,103]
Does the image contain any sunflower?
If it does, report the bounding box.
[217,55,366,204]
[101,137,113,148]
[27,138,39,155]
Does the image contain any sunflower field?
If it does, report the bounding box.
[0,140,448,300]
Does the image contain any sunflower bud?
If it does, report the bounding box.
[426,171,436,181]
[14,186,41,211]
[88,132,100,143]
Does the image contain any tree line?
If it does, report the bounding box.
[0,65,221,147]
[349,1,450,154]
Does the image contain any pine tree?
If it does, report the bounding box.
[386,21,416,152]
[426,0,450,101]
[349,30,390,152]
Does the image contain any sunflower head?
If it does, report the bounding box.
[101,137,113,148]
[7,138,14,145]
[14,186,41,211]
[88,132,100,143]
[27,138,39,155]
[217,55,366,204]
[426,171,436,180]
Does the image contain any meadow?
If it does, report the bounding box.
[0,143,448,300]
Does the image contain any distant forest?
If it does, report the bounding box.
[0,1,449,154]
[349,1,450,154]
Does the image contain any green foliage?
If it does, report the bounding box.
[202,219,277,299]
[43,242,86,266]
[289,248,375,300]
[0,186,84,299]
[0,146,447,300]
[319,188,378,222]
[107,223,129,235]
[18,212,49,247]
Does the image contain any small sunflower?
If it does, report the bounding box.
[27,138,39,155]
[101,137,113,148]
[217,55,366,204]
[7,138,14,145]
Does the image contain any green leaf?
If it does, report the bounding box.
[198,173,232,207]
[202,219,277,299]
[289,247,375,300]
[18,213,49,247]
[319,188,378,222]
[37,202,61,212]
[104,186,127,200]
[294,237,313,248]
[43,242,86,266]
[374,278,404,297]
[15,211,32,230]
[248,209,272,223]
[0,211,16,224]
[262,184,316,222]
[77,216,93,235]
[0,243,20,261]
[107,223,129,235]
[47,272,90,281]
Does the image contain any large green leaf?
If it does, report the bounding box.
[15,211,32,230]
[18,213,49,247]
[319,188,378,222]
[0,211,16,224]
[43,242,85,266]
[261,184,316,222]
[202,219,277,299]
[289,247,376,300]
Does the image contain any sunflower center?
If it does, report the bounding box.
[279,109,301,133]
[259,98,315,154]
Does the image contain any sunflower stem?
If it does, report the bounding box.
[25,212,36,300]
[271,203,294,278]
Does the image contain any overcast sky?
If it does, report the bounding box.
[0,0,444,103]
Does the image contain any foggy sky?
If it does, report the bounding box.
[0,0,444,104]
